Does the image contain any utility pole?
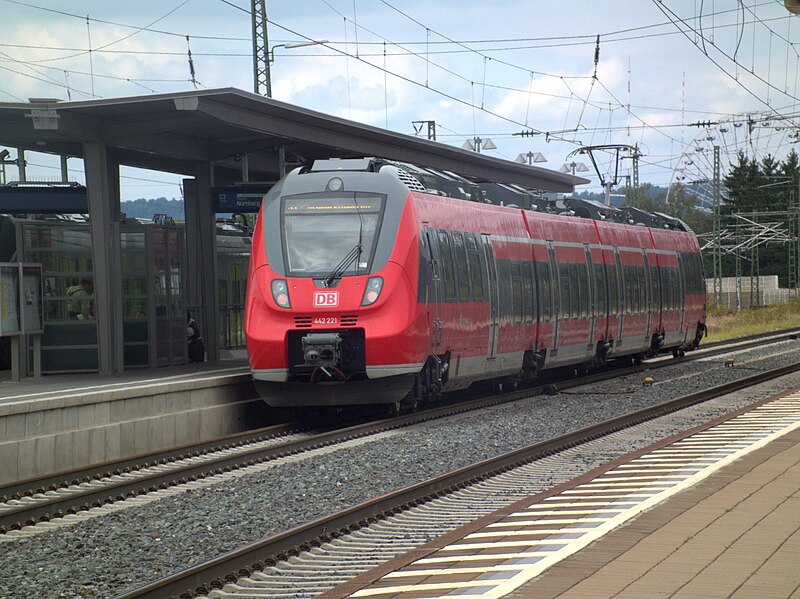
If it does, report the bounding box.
[790,180,800,298]
[412,120,437,141]
[251,0,270,96]
[631,144,640,208]
[712,145,722,308]
[750,214,760,306]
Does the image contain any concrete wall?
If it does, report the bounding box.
[0,373,269,486]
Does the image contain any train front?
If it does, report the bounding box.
[245,158,426,408]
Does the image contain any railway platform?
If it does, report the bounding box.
[0,360,266,487]
[327,387,800,599]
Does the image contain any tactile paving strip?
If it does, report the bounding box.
[348,391,800,599]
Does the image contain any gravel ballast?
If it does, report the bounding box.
[1,340,799,599]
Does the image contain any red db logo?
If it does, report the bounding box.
[313,291,339,307]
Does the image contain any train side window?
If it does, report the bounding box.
[512,263,524,324]
[572,264,581,319]
[539,260,552,320]
[559,263,572,319]
[577,262,589,318]
[689,253,698,295]
[630,265,638,314]
[678,253,688,301]
[619,264,631,314]
[452,232,471,301]
[437,230,457,302]
[607,262,618,315]
[650,263,660,312]
[418,229,432,303]
[667,267,673,309]
[525,262,536,323]
[671,267,678,309]
[465,234,485,301]
[594,263,607,315]
[674,267,680,309]
[498,260,513,323]
[639,266,647,313]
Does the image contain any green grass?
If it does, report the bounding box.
[705,300,800,342]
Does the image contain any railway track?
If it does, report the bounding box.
[1,328,796,536]
[117,359,800,599]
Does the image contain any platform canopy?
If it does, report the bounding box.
[0,87,586,191]
[0,88,586,376]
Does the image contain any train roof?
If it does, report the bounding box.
[307,157,693,233]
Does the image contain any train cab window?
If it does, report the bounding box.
[452,233,471,301]
[594,263,607,316]
[466,234,485,301]
[437,231,457,301]
[282,195,385,277]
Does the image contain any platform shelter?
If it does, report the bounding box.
[0,88,585,376]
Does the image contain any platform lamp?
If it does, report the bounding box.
[0,148,13,185]
[559,161,589,175]
[516,151,547,165]
[462,137,497,153]
[266,39,328,97]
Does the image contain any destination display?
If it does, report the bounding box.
[284,196,383,214]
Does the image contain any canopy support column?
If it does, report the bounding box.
[83,142,124,373]
[184,163,219,362]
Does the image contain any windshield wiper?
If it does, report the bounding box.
[324,242,362,287]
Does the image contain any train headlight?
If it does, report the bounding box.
[361,276,383,306]
[271,279,291,308]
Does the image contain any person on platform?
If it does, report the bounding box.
[66,278,94,320]
[187,310,205,363]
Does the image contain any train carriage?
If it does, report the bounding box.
[245,158,706,408]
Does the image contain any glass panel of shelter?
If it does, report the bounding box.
[1,216,192,373]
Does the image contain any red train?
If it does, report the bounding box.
[245,158,706,408]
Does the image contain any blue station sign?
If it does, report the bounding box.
[212,186,271,213]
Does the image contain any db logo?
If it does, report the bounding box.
[313,291,339,307]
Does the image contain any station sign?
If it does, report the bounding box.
[212,186,272,213]
[0,186,88,214]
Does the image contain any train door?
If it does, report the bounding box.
[548,243,560,354]
[424,229,443,350]
[481,234,499,360]
[584,245,596,355]
[643,251,654,342]
[615,250,624,346]
[676,252,687,338]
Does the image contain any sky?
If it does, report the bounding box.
[2,0,800,203]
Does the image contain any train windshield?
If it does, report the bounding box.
[282,195,385,277]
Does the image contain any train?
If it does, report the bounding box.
[245,157,706,409]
